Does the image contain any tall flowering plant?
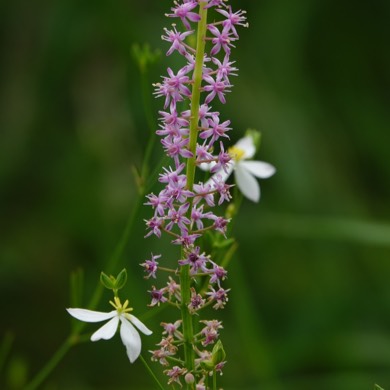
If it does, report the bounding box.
[141,1,272,388]
[65,1,274,389]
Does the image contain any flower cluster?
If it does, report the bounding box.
[143,1,249,386]
[148,2,247,244]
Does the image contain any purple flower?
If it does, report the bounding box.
[166,276,181,300]
[203,0,226,9]
[206,287,230,310]
[140,253,161,279]
[193,182,215,207]
[217,6,248,37]
[195,143,214,163]
[190,204,214,230]
[167,1,201,30]
[159,106,189,128]
[161,136,193,167]
[144,193,168,217]
[171,232,201,246]
[179,246,209,272]
[154,67,191,109]
[164,181,193,206]
[210,142,232,174]
[200,319,223,346]
[162,26,194,56]
[207,25,236,55]
[164,365,187,387]
[210,215,230,236]
[182,103,217,130]
[209,263,227,285]
[166,203,191,233]
[212,55,238,83]
[149,286,168,306]
[145,216,164,238]
[150,348,175,366]
[188,287,205,312]
[211,174,233,205]
[203,75,232,104]
[200,114,231,146]
[159,163,186,184]
[161,320,182,338]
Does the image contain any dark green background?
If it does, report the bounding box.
[1,0,390,389]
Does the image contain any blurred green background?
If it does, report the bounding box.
[1,0,390,389]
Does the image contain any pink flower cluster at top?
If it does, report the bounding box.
[146,0,247,245]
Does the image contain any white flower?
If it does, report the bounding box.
[67,297,152,363]
[205,135,276,202]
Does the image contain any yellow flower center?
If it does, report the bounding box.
[228,146,245,162]
[110,296,133,314]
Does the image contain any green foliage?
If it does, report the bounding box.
[131,43,161,74]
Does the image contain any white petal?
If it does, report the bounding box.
[66,308,117,323]
[199,161,217,172]
[235,136,255,159]
[120,317,142,363]
[205,163,234,188]
[239,160,276,179]
[91,316,119,341]
[127,314,153,336]
[234,164,260,202]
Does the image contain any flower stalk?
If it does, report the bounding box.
[144,0,271,388]
[179,3,209,382]
[186,3,208,190]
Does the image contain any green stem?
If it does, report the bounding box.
[179,263,195,375]
[139,355,166,390]
[180,3,208,388]
[185,3,208,189]
[213,369,217,390]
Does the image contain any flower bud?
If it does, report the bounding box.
[211,340,226,366]
[114,268,127,290]
[100,269,128,291]
[184,373,195,384]
[100,271,116,290]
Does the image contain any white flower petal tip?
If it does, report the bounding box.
[66,308,116,323]
[239,160,276,179]
[120,318,142,363]
[235,164,260,203]
[128,314,153,336]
